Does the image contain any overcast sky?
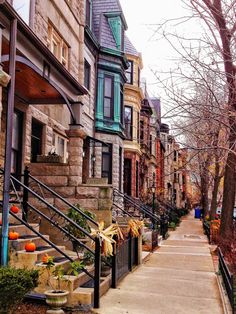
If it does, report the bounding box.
[119,0,202,98]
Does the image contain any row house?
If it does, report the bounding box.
[160,123,190,209]
[123,36,143,198]
[83,0,128,194]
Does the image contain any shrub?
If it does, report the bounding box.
[169,222,176,230]
[66,205,96,239]
[0,267,39,313]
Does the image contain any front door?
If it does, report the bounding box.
[11,110,23,184]
[123,158,132,196]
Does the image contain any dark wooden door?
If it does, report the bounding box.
[123,158,132,195]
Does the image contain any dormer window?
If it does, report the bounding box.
[126,61,133,84]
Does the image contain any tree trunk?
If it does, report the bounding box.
[200,158,210,218]
[220,115,236,236]
[210,160,221,220]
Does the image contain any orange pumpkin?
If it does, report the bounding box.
[9,231,19,240]
[25,242,36,252]
[10,205,20,214]
[42,254,51,264]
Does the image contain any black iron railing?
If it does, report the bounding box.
[218,248,235,310]
[0,167,102,308]
[113,188,160,225]
[111,233,139,288]
[203,221,210,243]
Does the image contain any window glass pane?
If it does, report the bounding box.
[102,154,110,172]
[125,107,132,139]
[104,77,112,97]
[126,61,133,84]
[57,137,64,157]
[104,98,111,118]
[12,113,19,150]
[13,0,30,24]
[84,60,91,90]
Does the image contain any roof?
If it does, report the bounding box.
[92,0,127,49]
[124,35,139,56]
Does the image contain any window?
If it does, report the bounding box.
[86,0,92,28]
[136,161,139,197]
[174,150,177,161]
[138,67,140,87]
[119,147,122,190]
[84,59,91,90]
[126,61,133,84]
[31,119,43,162]
[124,106,132,140]
[137,112,140,143]
[120,84,124,125]
[149,135,152,154]
[52,133,68,163]
[103,76,114,119]
[140,120,144,142]
[48,23,69,68]
[102,144,112,184]
[12,0,30,25]
[182,175,185,185]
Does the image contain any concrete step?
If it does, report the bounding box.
[13,245,66,267]
[9,235,50,251]
[8,223,39,236]
[68,275,111,307]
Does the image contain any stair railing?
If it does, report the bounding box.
[0,167,102,308]
[113,188,160,224]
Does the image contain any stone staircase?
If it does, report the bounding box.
[1,199,110,309]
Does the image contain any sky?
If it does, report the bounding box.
[119,0,202,100]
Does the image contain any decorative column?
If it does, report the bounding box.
[66,126,86,186]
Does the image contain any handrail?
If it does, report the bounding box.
[28,172,99,227]
[10,174,95,241]
[0,167,102,308]
[8,210,94,279]
[112,201,133,218]
[113,188,160,222]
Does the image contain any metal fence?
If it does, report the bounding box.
[218,248,235,311]
[112,234,139,287]
[203,221,210,243]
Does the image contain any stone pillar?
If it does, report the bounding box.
[66,126,86,186]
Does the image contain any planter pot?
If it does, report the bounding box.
[36,155,63,163]
[45,290,69,314]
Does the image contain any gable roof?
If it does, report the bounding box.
[124,35,139,56]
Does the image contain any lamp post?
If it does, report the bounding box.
[151,183,156,229]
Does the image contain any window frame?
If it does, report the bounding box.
[31,118,44,162]
[124,106,133,140]
[126,60,133,84]
[48,22,69,69]
[103,75,114,120]
[52,132,68,163]
[85,0,92,28]
[84,59,91,90]
[101,144,112,184]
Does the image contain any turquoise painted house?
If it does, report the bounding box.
[85,0,129,188]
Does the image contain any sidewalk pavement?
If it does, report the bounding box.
[94,211,224,314]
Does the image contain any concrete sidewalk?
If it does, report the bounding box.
[94,211,224,314]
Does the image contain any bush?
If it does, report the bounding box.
[66,205,96,239]
[169,222,176,230]
[0,267,39,313]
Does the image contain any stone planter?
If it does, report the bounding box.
[45,290,69,314]
[36,155,63,163]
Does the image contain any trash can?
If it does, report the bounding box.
[194,208,202,219]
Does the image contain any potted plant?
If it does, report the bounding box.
[65,205,96,251]
[44,257,69,314]
[36,152,63,163]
